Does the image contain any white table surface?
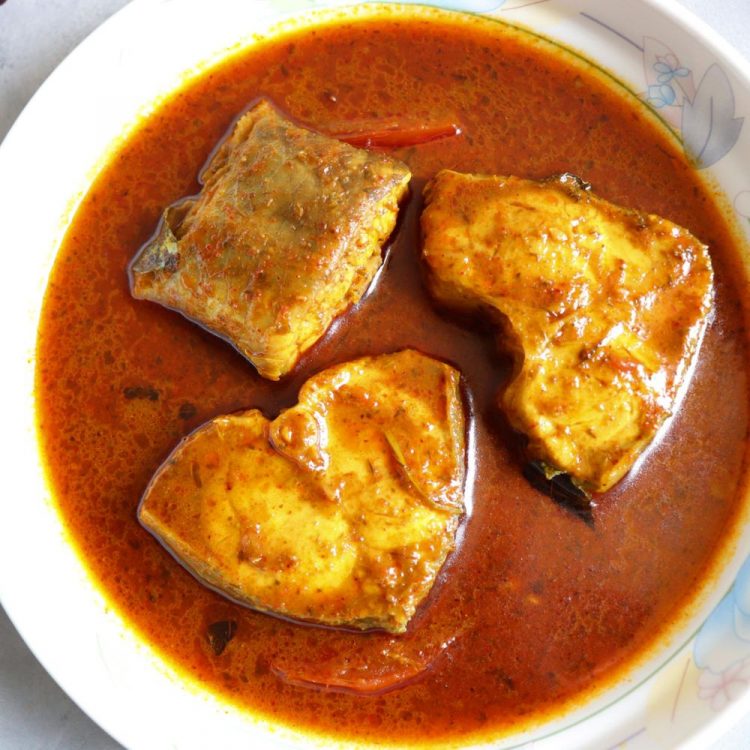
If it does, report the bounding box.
[2,1,750,748]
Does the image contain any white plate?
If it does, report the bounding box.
[2,1,750,748]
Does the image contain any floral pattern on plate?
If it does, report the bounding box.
[579,12,744,169]
[695,554,750,705]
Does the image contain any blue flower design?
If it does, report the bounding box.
[682,63,745,168]
[694,554,750,674]
[646,83,677,108]
[653,60,690,85]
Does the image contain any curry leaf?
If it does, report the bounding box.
[207,620,237,656]
[522,461,595,526]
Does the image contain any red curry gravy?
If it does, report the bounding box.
[36,9,750,745]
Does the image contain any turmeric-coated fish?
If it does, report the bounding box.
[421,170,713,496]
[138,350,466,633]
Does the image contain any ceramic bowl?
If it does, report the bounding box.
[2,1,750,748]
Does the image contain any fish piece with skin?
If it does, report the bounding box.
[421,170,713,495]
[138,350,466,633]
[129,99,411,380]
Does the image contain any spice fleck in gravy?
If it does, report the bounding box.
[36,10,750,745]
